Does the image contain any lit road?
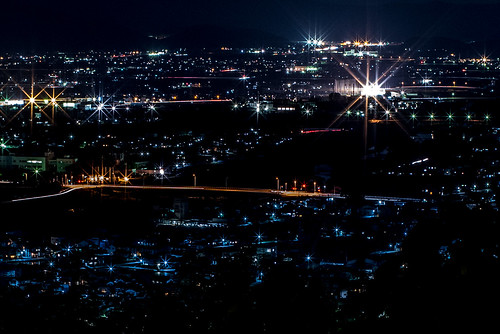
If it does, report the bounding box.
[9,187,80,202]
[5,184,421,203]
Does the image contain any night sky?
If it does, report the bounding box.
[1,0,500,51]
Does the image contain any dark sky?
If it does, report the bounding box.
[1,0,499,51]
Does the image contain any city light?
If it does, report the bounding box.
[160,256,170,268]
[255,231,264,243]
[0,4,498,333]
[361,83,385,97]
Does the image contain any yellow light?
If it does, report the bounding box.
[29,97,35,103]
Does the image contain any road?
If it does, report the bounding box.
[5,184,422,203]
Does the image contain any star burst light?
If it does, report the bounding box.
[84,97,113,123]
[7,78,51,129]
[328,43,412,155]
[160,256,170,268]
[143,103,160,122]
[1,72,73,127]
[83,82,124,123]
[81,163,112,184]
[0,137,12,155]
[255,231,264,243]
[41,85,72,124]
[154,164,171,184]
[117,165,134,185]
[301,29,327,49]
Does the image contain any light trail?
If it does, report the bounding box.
[4,184,421,203]
[157,99,232,104]
[9,187,79,202]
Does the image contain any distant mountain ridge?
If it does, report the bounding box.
[401,37,500,58]
[148,25,290,49]
[0,1,499,53]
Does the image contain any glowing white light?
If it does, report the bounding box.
[29,97,35,104]
[51,98,56,104]
[4,100,24,105]
[97,103,104,111]
[159,168,165,175]
[361,83,385,97]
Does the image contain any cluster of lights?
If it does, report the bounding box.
[408,113,490,121]
[341,41,385,47]
[306,39,324,47]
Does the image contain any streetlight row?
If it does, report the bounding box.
[275,177,323,192]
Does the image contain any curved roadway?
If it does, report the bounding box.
[6,184,421,203]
